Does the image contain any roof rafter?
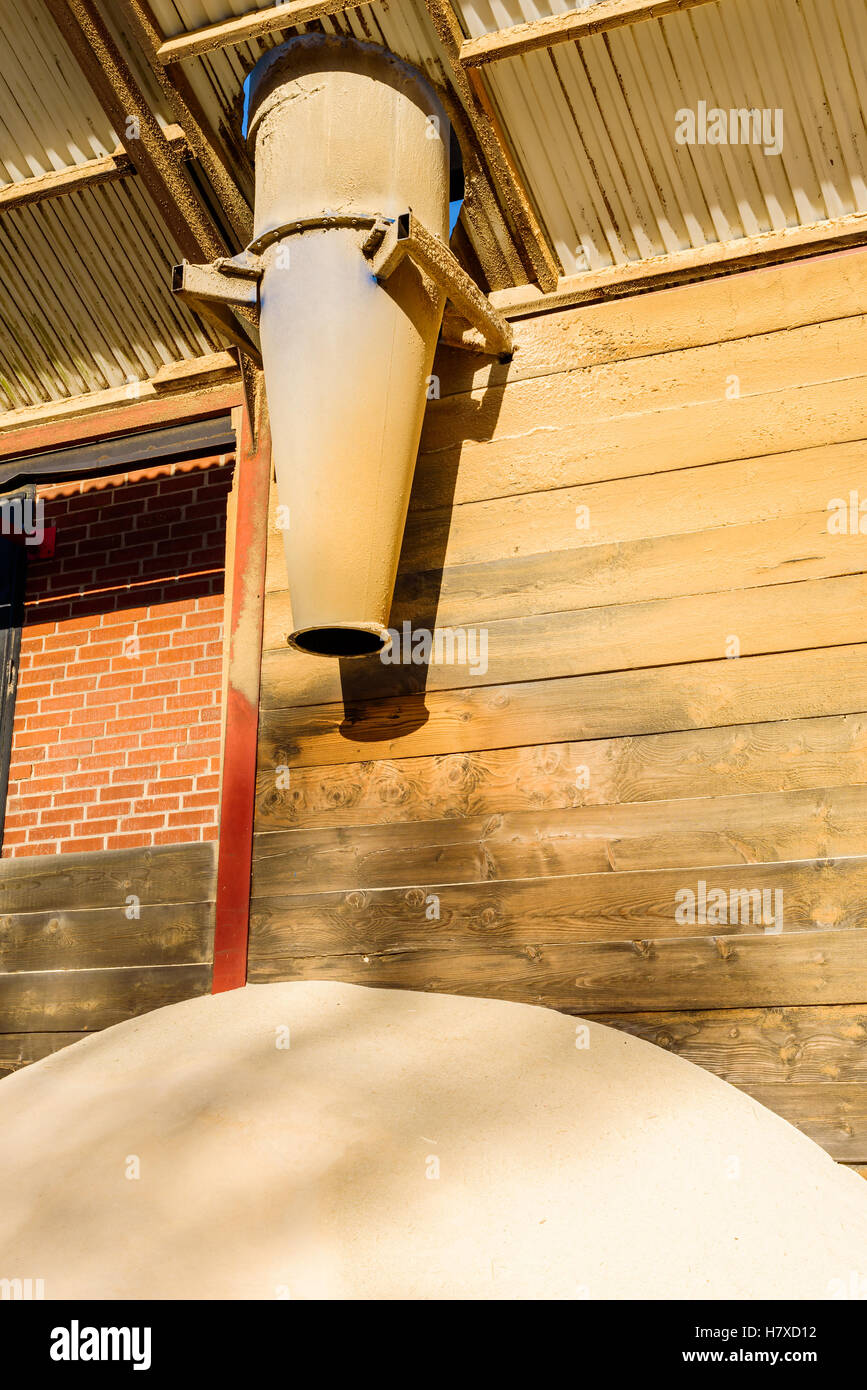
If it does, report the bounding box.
[153,0,360,64]
[42,0,259,361]
[44,0,224,263]
[435,83,528,290]
[117,0,254,246]
[424,0,560,291]
[0,126,188,213]
[460,0,719,67]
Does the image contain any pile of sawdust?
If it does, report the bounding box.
[0,980,865,1299]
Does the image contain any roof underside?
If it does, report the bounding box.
[466,0,867,273]
[0,0,865,418]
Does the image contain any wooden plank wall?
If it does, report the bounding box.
[0,841,215,1077]
[250,246,867,1169]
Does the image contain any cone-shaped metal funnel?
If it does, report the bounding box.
[246,35,451,658]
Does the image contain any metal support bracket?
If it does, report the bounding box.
[173,251,262,312]
[172,251,263,365]
[363,211,514,359]
[172,209,513,364]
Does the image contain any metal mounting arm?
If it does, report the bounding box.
[172,251,263,364]
[363,212,513,359]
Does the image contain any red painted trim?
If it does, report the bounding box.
[212,394,271,993]
[0,383,242,460]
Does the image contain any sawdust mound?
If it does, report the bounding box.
[1,980,865,1299]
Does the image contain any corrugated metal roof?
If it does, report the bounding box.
[0,176,220,411]
[457,0,596,28]
[0,1,220,411]
[147,0,867,281]
[0,0,172,185]
[456,0,867,274]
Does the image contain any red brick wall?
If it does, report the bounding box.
[1,455,233,857]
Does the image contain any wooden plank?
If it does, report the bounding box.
[0,901,213,974]
[251,785,867,896]
[151,353,237,390]
[259,572,867,708]
[0,1032,87,1080]
[0,842,217,916]
[460,0,719,66]
[255,712,867,832]
[0,126,189,212]
[414,375,867,508]
[418,311,865,477]
[425,310,867,454]
[587,1005,867,1084]
[154,1,357,63]
[249,856,867,956]
[738,1084,867,1163]
[270,425,867,578]
[433,245,867,396]
[0,375,240,459]
[246,928,867,1013]
[0,963,210,1032]
[258,644,867,768]
[486,212,867,313]
[265,508,867,645]
[404,437,867,568]
[846,1165,867,1179]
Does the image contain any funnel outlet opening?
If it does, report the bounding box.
[290,626,390,659]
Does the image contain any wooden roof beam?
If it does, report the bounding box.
[153,0,360,64]
[44,0,225,263]
[43,0,260,360]
[0,126,188,213]
[435,84,528,290]
[117,0,254,246]
[425,0,560,292]
[460,0,719,67]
